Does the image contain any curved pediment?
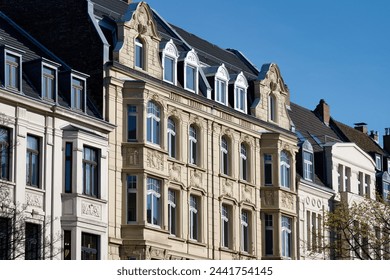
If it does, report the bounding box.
[258,63,289,94]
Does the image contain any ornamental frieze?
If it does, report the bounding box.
[81,202,101,218]
[147,150,164,171]
[26,193,43,208]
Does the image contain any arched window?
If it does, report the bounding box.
[221,204,230,248]
[221,136,229,175]
[189,125,198,165]
[215,64,229,105]
[234,72,248,113]
[184,50,199,93]
[135,37,144,69]
[280,151,290,188]
[241,210,250,252]
[162,40,178,84]
[189,195,199,240]
[269,94,276,122]
[240,144,248,181]
[147,177,161,226]
[167,118,176,158]
[146,101,160,145]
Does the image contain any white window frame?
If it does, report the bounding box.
[71,74,86,112]
[303,151,314,181]
[168,189,177,236]
[189,125,198,165]
[167,118,176,158]
[214,64,229,105]
[240,143,248,181]
[241,210,249,252]
[146,101,161,146]
[147,177,161,227]
[281,216,292,258]
[221,136,229,175]
[135,37,144,69]
[41,63,57,101]
[189,195,199,241]
[234,72,248,113]
[127,175,137,223]
[376,154,382,171]
[4,50,22,92]
[221,204,230,248]
[280,151,290,188]
[162,39,178,85]
[184,49,199,94]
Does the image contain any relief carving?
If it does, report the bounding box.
[241,185,253,203]
[147,150,164,171]
[223,179,233,197]
[190,169,203,190]
[81,202,101,218]
[263,190,275,206]
[125,147,140,166]
[26,193,42,208]
[169,164,181,183]
[281,192,294,210]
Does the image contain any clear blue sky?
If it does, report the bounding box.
[145,0,390,144]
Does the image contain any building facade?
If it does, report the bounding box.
[0,12,113,259]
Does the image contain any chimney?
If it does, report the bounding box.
[384,128,390,153]
[354,122,368,134]
[314,99,330,126]
[369,130,379,143]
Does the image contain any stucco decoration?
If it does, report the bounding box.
[125,147,140,166]
[81,202,101,218]
[150,247,167,260]
[169,163,181,183]
[281,192,294,210]
[190,116,204,129]
[127,3,159,39]
[26,193,43,208]
[147,150,164,171]
[189,169,204,192]
[223,179,233,197]
[241,185,253,204]
[263,190,275,206]
[168,108,182,121]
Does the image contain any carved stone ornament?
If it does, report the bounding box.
[263,190,275,206]
[125,147,140,166]
[281,192,294,210]
[241,185,253,204]
[151,248,167,259]
[81,202,101,218]
[26,193,43,208]
[169,163,181,183]
[190,169,203,190]
[223,179,233,197]
[168,108,182,121]
[147,150,164,171]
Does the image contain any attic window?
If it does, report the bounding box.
[42,65,56,100]
[234,72,248,113]
[376,155,382,171]
[184,50,199,94]
[5,52,21,91]
[135,37,144,69]
[162,40,178,85]
[214,64,229,106]
[71,76,85,111]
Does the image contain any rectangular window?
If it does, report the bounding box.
[71,77,84,110]
[358,172,363,196]
[264,154,272,185]
[42,66,56,100]
[344,167,351,192]
[216,79,226,104]
[265,214,273,255]
[147,177,161,226]
[189,195,199,241]
[25,223,41,260]
[221,204,230,248]
[241,210,250,252]
[127,105,137,141]
[365,174,371,198]
[83,146,99,198]
[164,56,174,83]
[64,142,73,193]
[185,65,196,91]
[127,175,137,223]
[81,233,100,260]
[306,210,311,250]
[281,216,292,258]
[63,230,71,260]
[135,38,144,69]
[376,155,382,171]
[337,164,343,192]
[5,53,20,90]
[318,214,322,253]
[0,218,11,260]
[303,151,314,181]
[235,87,246,112]
[168,189,177,236]
[26,135,40,187]
[311,212,317,251]
[0,127,10,180]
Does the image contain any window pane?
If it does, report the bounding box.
[25,223,41,260]
[81,233,100,260]
[164,56,174,82]
[128,106,137,141]
[0,128,9,180]
[264,154,272,185]
[186,66,195,91]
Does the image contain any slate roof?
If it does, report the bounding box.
[331,119,387,156]
[90,0,129,20]
[0,13,101,118]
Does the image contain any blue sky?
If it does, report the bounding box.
[145,0,390,144]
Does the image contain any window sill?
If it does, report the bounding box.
[219,246,235,253]
[26,185,44,193]
[168,235,186,242]
[219,173,237,182]
[238,179,256,188]
[186,163,206,172]
[167,157,185,166]
[187,239,207,247]
[78,194,107,204]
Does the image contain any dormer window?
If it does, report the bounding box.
[183,50,199,94]
[42,65,56,100]
[302,140,314,181]
[234,72,248,113]
[71,76,85,111]
[135,37,144,69]
[5,52,21,91]
[375,154,382,171]
[214,64,229,105]
[162,40,178,85]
